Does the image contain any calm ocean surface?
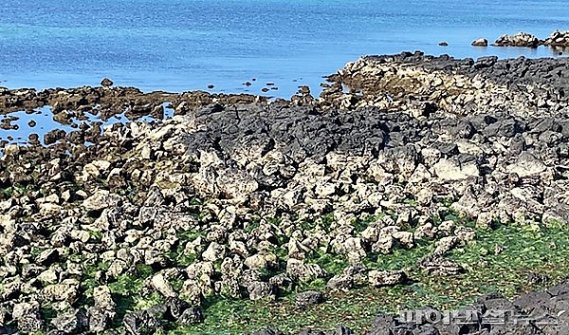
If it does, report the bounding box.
[1,0,569,96]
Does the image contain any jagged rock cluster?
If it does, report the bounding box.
[470,30,569,49]
[1,53,569,334]
[544,30,569,48]
[0,86,266,146]
[494,32,540,48]
[323,52,569,116]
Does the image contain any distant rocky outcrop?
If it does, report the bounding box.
[466,30,569,50]
[471,38,488,47]
[494,32,540,48]
[544,30,569,47]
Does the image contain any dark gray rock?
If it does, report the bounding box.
[298,330,325,335]
[296,291,325,307]
[123,311,162,335]
[101,78,114,87]
[177,306,204,325]
[166,297,190,320]
[51,311,79,334]
[330,325,353,335]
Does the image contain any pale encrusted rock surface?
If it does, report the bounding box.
[1,53,569,334]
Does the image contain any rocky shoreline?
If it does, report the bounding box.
[469,30,569,49]
[1,52,569,334]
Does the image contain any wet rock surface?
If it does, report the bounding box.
[1,53,569,334]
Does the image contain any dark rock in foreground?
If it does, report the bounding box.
[254,279,569,335]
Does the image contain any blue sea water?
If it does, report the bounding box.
[0,0,568,97]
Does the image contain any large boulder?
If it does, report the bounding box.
[296,291,324,307]
[471,38,488,47]
[433,158,479,182]
[368,270,407,287]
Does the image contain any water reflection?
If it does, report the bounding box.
[0,102,175,145]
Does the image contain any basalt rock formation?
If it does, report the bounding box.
[1,52,569,334]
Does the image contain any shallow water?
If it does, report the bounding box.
[0,103,175,145]
[0,0,568,97]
